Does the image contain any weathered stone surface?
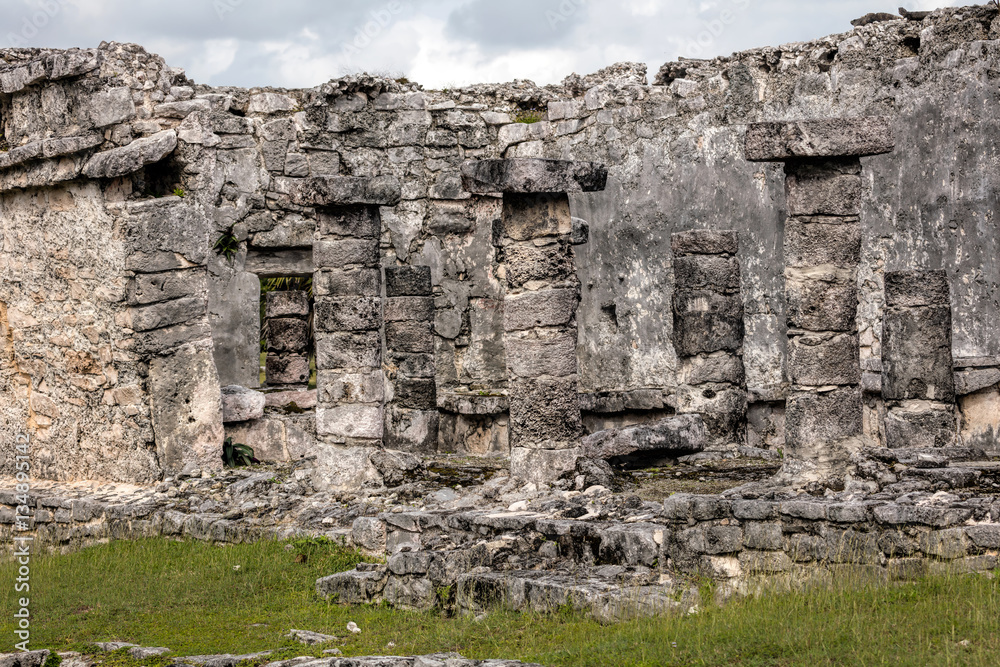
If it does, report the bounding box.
[0,652,52,667]
[788,333,860,387]
[385,266,433,297]
[785,160,862,216]
[393,379,437,410]
[314,268,381,297]
[317,405,384,439]
[504,241,576,288]
[385,296,435,322]
[127,268,208,306]
[884,270,950,308]
[220,385,266,423]
[680,354,745,386]
[461,158,608,194]
[745,117,895,161]
[266,318,310,353]
[316,332,382,369]
[884,405,957,449]
[266,355,311,385]
[882,305,954,402]
[581,415,707,459]
[674,255,740,293]
[507,376,582,447]
[671,230,738,256]
[784,218,861,269]
[955,368,1000,396]
[129,296,207,332]
[82,130,178,178]
[314,238,379,269]
[673,291,744,355]
[149,345,224,475]
[503,289,578,332]
[291,176,401,207]
[500,193,572,241]
[318,205,382,238]
[386,321,434,354]
[506,330,578,378]
[785,276,858,332]
[316,297,381,332]
[265,290,310,318]
[319,370,384,405]
[785,387,863,449]
[510,446,583,483]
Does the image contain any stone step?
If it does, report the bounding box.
[868,447,988,467]
[902,467,982,489]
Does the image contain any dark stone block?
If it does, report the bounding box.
[384,406,440,453]
[508,376,583,447]
[386,321,434,353]
[671,230,738,256]
[461,158,608,194]
[315,297,382,332]
[265,290,310,319]
[884,270,950,308]
[582,415,706,459]
[266,355,310,385]
[680,354,745,386]
[884,406,957,449]
[313,268,381,297]
[744,116,895,161]
[673,290,744,356]
[314,238,379,268]
[786,277,857,332]
[785,387,863,449]
[385,296,435,322]
[385,266,433,297]
[785,160,862,216]
[318,205,381,238]
[393,378,437,410]
[500,193,572,241]
[883,305,954,401]
[267,317,310,353]
[503,288,578,332]
[291,175,401,207]
[503,241,576,288]
[788,333,860,387]
[316,331,381,369]
[674,255,740,293]
[785,218,861,269]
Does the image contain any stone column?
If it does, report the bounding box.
[744,117,894,467]
[291,176,401,446]
[384,265,439,451]
[264,290,311,386]
[882,270,957,448]
[461,158,608,483]
[671,230,746,448]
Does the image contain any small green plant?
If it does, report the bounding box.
[172,187,186,198]
[214,226,241,264]
[514,108,545,124]
[0,132,9,152]
[221,437,258,468]
[43,653,62,667]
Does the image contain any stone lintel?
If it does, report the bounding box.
[291,175,402,207]
[744,117,894,162]
[461,158,608,194]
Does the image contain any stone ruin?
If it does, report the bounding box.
[4,3,1000,618]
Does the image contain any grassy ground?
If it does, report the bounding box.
[3,538,1000,666]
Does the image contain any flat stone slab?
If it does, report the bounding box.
[461,158,608,194]
[221,385,266,423]
[581,415,706,459]
[291,175,401,207]
[744,117,894,161]
[82,130,178,178]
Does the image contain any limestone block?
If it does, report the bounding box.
[149,344,224,475]
[309,445,383,491]
[507,376,582,447]
[673,255,741,293]
[504,242,576,288]
[955,368,1000,396]
[126,198,211,266]
[318,370,384,405]
[127,268,208,306]
[136,321,214,356]
[502,289,578,332]
[884,404,957,449]
[82,130,178,179]
[785,276,858,332]
[461,158,608,194]
[882,305,954,401]
[314,238,379,269]
[318,205,381,238]
[317,405,384,439]
[581,415,707,459]
[671,230,739,256]
[744,116,894,161]
[390,352,436,378]
[87,87,137,127]
[500,193,573,241]
[884,270,950,308]
[510,446,583,483]
[128,296,206,332]
[505,329,578,378]
[680,353,745,386]
[265,290,310,318]
[154,99,212,118]
[385,266,433,297]
[785,387,863,448]
[245,249,314,277]
[386,321,434,353]
[266,355,310,385]
[315,297,381,332]
[291,175,401,207]
[267,318,310,353]
[785,161,862,216]
[392,378,437,410]
[384,407,440,453]
[265,389,318,410]
[313,268,380,298]
[672,290,744,355]
[788,333,861,386]
[384,297,435,322]
[225,417,286,462]
[221,385,266,423]
[316,332,381,369]
[784,218,861,269]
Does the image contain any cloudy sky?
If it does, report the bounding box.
[2,0,955,89]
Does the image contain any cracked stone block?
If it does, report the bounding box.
[785,387,863,450]
[386,321,434,353]
[671,230,738,256]
[884,404,957,449]
[461,158,608,194]
[510,446,583,484]
[882,305,954,402]
[267,318,310,353]
[314,268,381,298]
[385,266,433,297]
[82,130,178,178]
[680,354,745,386]
[507,376,582,448]
[672,290,744,355]
[392,378,437,410]
[266,355,311,385]
[317,404,384,439]
[505,329,578,378]
[744,116,895,161]
[788,333,861,387]
[503,288,578,332]
[314,238,379,268]
[318,370,384,405]
[885,270,950,308]
[265,290,310,318]
[673,255,741,293]
[291,175,401,207]
[316,332,381,369]
[384,406,440,452]
[385,296,435,322]
[221,385,266,423]
[784,160,862,216]
[318,205,381,238]
[504,241,576,288]
[582,415,706,459]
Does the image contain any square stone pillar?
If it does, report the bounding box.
[745,117,894,469]
[461,158,608,483]
[264,290,310,386]
[671,230,746,448]
[291,176,401,447]
[882,270,957,448]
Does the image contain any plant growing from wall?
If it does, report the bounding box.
[514,108,544,124]
[222,437,258,468]
[214,226,241,264]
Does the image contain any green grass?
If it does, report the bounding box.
[3,538,1000,665]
